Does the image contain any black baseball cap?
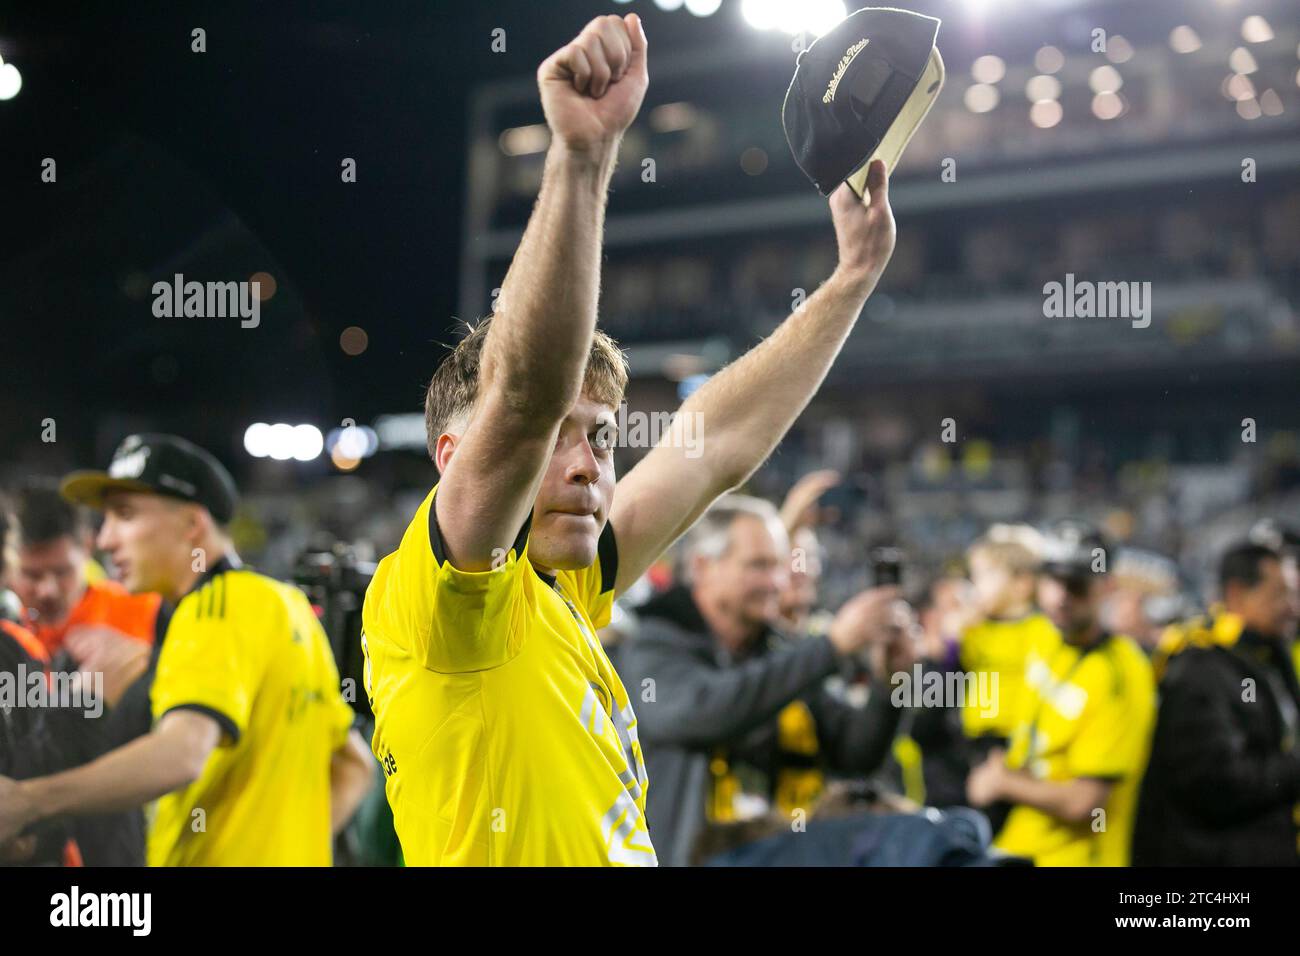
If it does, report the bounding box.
[61,434,239,524]
[1039,519,1111,581]
[1249,518,1300,557]
[783,6,944,197]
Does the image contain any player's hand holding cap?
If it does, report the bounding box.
[61,433,239,523]
[783,6,944,197]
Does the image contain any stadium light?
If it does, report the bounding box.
[971,55,1006,85]
[1223,73,1255,102]
[330,446,361,472]
[741,0,846,37]
[1034,46,1064,74]
[1091,91,1124,121]
[1089,65,1123,95]
[1104,35,1134,64]
[244,422,324,461]
[1229,47,1258,75]
[741,0,777,30]
[964,83,999,113]
[653,0,685,11]
[649,101,698,132]
[243,423,273,458]
[0,62,22,101]
[1169,26,1201,54]
[499,124,549,157]
[291,424,324,462]
[1026,75,1061,102]
[268,423,296,461]
[326,424,379,460]
[1029,100,1062,128]
[1241,16,1273,44]
[685,0,723,15]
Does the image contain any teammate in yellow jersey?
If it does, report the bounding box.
[0,434,375,865]
[966,521,1156,866]
[361,12,901,865]
[958,525,1052,747]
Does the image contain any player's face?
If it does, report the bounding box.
[1233,558,1294,639]
[699,515,788,631]
[1037,573,1103,637]
[969,551,1025,617]
[97,492,196,599]
[12,536,87,629]
[528,396,619,572]
[1104,588,1154,647]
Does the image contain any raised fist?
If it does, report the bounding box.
[538,14,649,154]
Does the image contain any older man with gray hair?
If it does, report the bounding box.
[620,493,913,866]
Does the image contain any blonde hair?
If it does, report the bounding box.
[967,524,1043,575]
[423,316,629,459]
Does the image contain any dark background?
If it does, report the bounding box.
[1,0,803,458]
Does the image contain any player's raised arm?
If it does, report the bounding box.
[609,162,895,595]
[434,14,648,572]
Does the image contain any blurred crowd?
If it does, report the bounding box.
[601,471,1300,866]
[596,185,1300,351]
[2,454,1297,866]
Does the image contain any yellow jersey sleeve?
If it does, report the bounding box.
[1066,644,1155,780]
[374,485,534,674]
[151,575,261,745]
[286,585,356,750]
[559,519,620,630]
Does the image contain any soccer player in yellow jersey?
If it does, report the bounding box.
[0,435,375,865]
[361,12,901,865]
[959,526,1055,747]
[966,521,1156,866]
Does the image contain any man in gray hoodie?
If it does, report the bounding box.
[620,494,913,866]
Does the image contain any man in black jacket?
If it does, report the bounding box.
[0,502,73,864]
[1134,542,1300,866]
[0,494,163,866]
[620,495,913,866]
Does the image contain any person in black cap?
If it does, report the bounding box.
[0,434,376,865]
[966,520,1156,866]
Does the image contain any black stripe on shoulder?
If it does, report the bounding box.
[162,703,240,744]
[427,494,448,564]
[218,575,227,619]
[511,510,532,557]
[428,492,532,566]
[153,601,175,645]
[597,519,619,595]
